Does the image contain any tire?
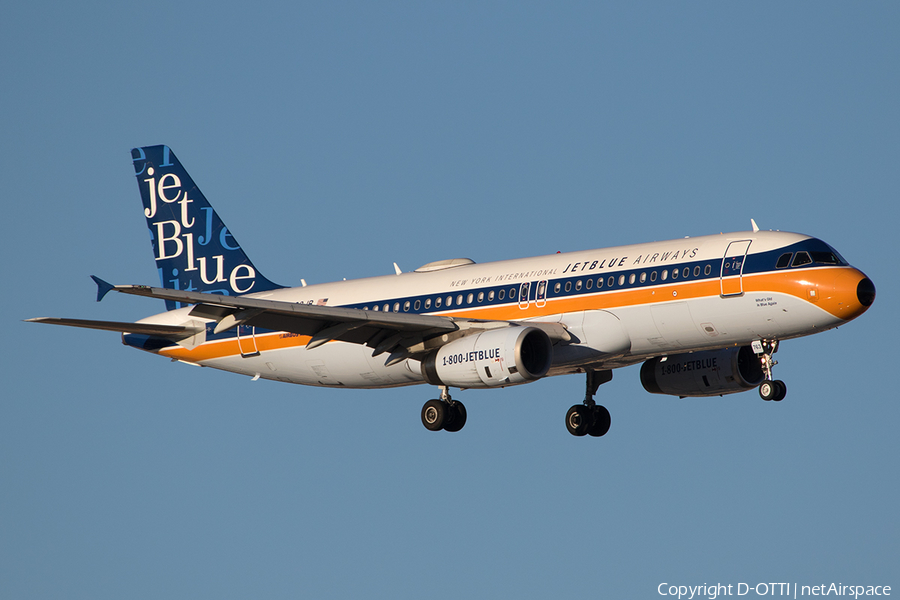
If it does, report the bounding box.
[773,380,787,402]
[759,380,777,401]
[421,399,447,431]
[588,405,611,437]
[443,401,467,432]
[565,405,590,437]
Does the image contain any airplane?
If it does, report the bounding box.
[28,145,877,437]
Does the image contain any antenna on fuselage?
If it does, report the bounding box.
[751,219,760,232]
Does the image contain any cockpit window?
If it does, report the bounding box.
[778,240,848,269]
[811,251,840,265]
[791,251,813,267]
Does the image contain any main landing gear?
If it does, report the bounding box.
[421,386,467,432]
[754,339,787,402]
[566,369,612,437]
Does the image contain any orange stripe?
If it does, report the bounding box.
[438,267,866,321]
[161,331,311,362]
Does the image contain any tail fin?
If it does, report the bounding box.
[131,145,282,310]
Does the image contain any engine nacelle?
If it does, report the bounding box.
[640,346,765,397]
[421,326,552,388]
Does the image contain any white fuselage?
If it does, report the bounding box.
[131,229,870,390]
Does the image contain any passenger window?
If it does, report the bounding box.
[477,292,484,302]
[585,278,593,290]
[393,302,400,312]
[693,266,700,277]
[661,270,668,281]
[683,267,690,278]
[457,294,464,305]
[498,289,505,301]
[565,281,572,292]
[488,291,494,301]
[425,298,432,309]
[372,305,379,311]
[792,252,812,267]
[575,280,582,291]
[608,276,615,287]
[618,275,625,286]
[466,293,473,304]
[509,287,516,298]
[704,264,711,276]
[776,253,793,268]
[435,297,442,308]
[554,282,561,293]
[628,273,636,284]
[445,296,453,307]
[383,304,389,312]
[671,269,679,280]
[639,272,647,283]
[404,301,411,311]
[650,271,657,282]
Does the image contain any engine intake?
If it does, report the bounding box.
[422,326,552,388]
[640,346,764,397]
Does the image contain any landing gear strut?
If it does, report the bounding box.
[753,339,787,402]
[566,369,612,437]
[421,386,467,432]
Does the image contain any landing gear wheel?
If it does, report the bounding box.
[421,399,447,431]
[587,405,611,437]
[759,380,779,401]
[773,380,787,402]
[566,405,591,437]
[443,401,467,432]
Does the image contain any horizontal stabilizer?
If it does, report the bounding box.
[91,275,115,302]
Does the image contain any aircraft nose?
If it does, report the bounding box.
[822,268,874,322]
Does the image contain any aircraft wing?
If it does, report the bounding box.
[25,317,204,337]
[99,283,571,365]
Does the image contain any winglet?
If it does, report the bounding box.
[91,276,115,302]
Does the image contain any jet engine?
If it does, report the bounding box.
[640,346,765,397]
[421,326,552,388]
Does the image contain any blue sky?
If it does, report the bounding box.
[2,2,898,598]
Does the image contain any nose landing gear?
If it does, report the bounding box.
[753,339,787,402]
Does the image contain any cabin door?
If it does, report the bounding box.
[720,240,752,297]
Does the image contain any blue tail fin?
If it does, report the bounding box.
[131,145,282,310]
